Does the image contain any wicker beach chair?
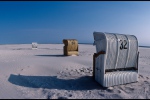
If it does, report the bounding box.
[63,39,79,56]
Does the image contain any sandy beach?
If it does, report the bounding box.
[0,44,149,99]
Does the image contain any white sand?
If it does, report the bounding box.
[0,44,150,99]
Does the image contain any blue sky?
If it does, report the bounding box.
[0,1,150,46]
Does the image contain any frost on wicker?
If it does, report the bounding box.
[63,39,79,56]
[93,32,139,87]
[32,42,38,49]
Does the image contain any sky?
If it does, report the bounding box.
[0,1,150,46]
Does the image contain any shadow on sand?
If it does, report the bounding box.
[8,74,107,90]
[35,55,66,57]
[12,48,32,50]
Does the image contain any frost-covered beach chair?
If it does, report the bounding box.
[32,42,38,49]
[63,39,79,56]
[93,32,139,87]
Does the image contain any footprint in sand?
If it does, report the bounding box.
[98,92,105,97]
[124,87,135,93]
[144,81,149,84]
[126,86,135,90]
[146,77,149,79]
[107,89,121,94]
[57,96,68,99]
[48,93,69,99]
[47,94,57,99]
[139,75,144,78]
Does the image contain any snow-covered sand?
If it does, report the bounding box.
[0,44,150,99]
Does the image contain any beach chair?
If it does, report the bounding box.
[32,42,38,49]
[93,32,139,87]
[63,39,79,56]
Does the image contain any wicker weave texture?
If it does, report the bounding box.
[63,39,78,56]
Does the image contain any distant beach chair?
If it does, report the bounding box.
[93,32,139,87]
[63,39,79,56]
[32,42,38,49]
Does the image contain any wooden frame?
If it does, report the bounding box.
[93,51,106,78]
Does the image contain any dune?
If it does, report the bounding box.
[0,44,150,99]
